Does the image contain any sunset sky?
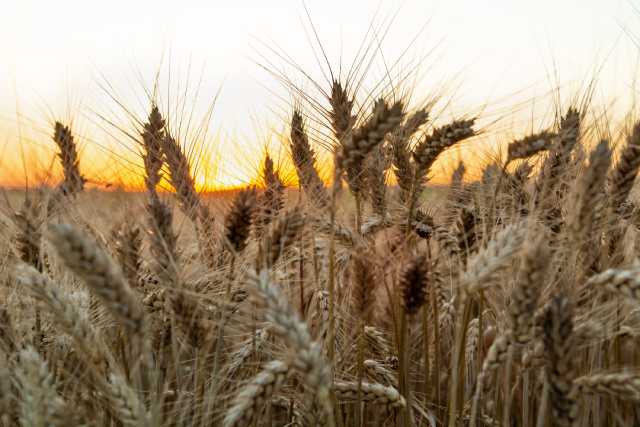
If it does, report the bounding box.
[1,0,639,190]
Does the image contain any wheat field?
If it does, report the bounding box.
[3,15,640,427]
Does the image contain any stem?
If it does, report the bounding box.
[328,173,338,364]
[477,291,485,379]
[225,256,236,298]
[422,306,430,402]
[432,282,441,419]
[327,168,341,427]
[399,311,412,427]
[356,319,364,427]
[502,345,515,427]
[469,369,484,427]
[447,293,471,427]
[535,373,549,427]
[312,230,319,289]
[522,370,530,427]
[355,192,362,235]
[212,256,237,384]
[405,175,421,238]
[486,159,510,236]
[299,233,305,315]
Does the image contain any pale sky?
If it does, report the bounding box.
[1,0,639,189]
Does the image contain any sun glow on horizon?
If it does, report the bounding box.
[1,0,640,191]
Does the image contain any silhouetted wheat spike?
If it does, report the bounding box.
[400,252,430,316]
[606,123,640,267]
[329,80,355,142]
[456,207,478,263]
[53,122,85,197]
[543,295,577,427]
[451,160,466,189]
[391,133,415,204]
[225,188,257,254]
[410,119,475,212]
[162,133,202,222]
[506,130,555,162]
[413,119,476,180]
[161,131,220,269]
[400,108,429,141]
[610,121,640,211]
[290,109,328,208]
[140,106,180,281]
[390,109,429,203]
[535,108,581,210]
[339,99,404,196]
[255,154,285,235]
[141,105,166,200]
[444,161,467,223]
[558,107,581,153]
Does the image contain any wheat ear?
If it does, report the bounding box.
[48,223,145,335]
[161,133,202,222]
[543,295,578,427]
[249,269,334,426]
[15,347,66,427]
[290,109,328,209]
[506,131,555,162]
[332,381,406,409]
[223,360,292,427]
[573,371,640,402]
[52,121,85,197]
[255,154,285,235]
[610,121,640,211]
